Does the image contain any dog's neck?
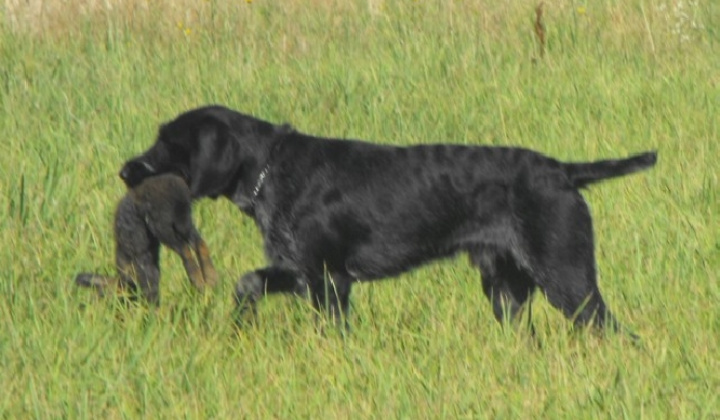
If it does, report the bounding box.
[231,138,284,213]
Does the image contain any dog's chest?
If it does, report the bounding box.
[252,203,300,266]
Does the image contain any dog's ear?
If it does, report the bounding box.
[188,120,241,198]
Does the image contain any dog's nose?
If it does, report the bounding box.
[119,162,141,184]
[119,165,131,182]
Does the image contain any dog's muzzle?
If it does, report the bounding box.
[119,160,156,188]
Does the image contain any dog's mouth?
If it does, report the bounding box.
[119,158,193,189]
[175,168,191,186]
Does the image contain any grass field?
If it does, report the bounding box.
[1,0,718,418]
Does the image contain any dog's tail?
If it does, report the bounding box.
[564,151,657,188]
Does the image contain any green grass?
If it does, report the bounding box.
[1,0,718,417]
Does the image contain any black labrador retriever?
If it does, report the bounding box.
[120,105,656,333]
[76,174,217,304]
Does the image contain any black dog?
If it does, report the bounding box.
[76,174,217,305]
[120,105,656,332]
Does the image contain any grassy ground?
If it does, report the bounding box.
[1,0,718,418]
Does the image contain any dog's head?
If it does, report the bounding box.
[120,105,290,200]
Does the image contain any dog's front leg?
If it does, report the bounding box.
[233,266,304,327]
[310,272,352,332]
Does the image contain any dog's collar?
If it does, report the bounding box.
[248,139,283,207]
[250,164,270,204]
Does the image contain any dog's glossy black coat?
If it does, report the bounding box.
[120,105,656,331]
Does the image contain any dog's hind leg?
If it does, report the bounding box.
[469,248,536,331]
[534,258,631,340]
[519,191,632,338]
[532,238,621,333]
